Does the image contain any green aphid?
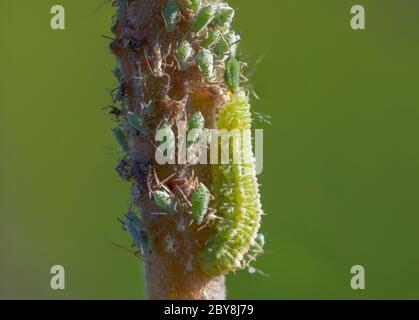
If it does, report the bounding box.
[163,0,179,32]
[196,48,214,78]
[127,111,148,135]
[153,191,177,213]
[225,57,241,92]
[213,31,240,59]
[186,0,201,12]
[192,4,217,35]
[112,66,123,83]
[201,29,222,49]
[191,183,211,225]
[176,40,193,71]
[213,3,235,27]
[112,127,130,154]
[187,112,205,146]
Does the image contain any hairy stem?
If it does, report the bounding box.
[110,0,227,299]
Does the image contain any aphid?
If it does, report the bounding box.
[127,111,148,135]
[163,0,179,32]
[186,0,201,12]
[213,3,235,27]
[192,4,217,35]
[224,57,241,93]
[123,211,150,256]
[176,40,193,71]
[191,183,211,225]
[201,29,222,49]
[213,31,240,59]
[195,48,214,78]
[197,90,264,276]
[153,190,177,213]
[187,112,205,146]
[112,126,130,153]
[112,65,123,83]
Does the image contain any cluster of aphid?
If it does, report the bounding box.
[109,0,265,276]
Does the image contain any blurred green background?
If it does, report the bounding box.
[1,0,419,299]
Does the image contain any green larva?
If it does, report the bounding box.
[153,190,177,213]
[224,57,241,93]
[112,126,130,154]
[241,233,265,267]
[163,0,179,32]
[191,183,211,225]
[127,111,148,135]
[196,48,214,78]
[187,112,205,146]
[176,40,193,71]
[197,90,263,276]
[192,4,217,35]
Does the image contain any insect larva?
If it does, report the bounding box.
[191,183,211,225]
[241,233,265,268]
[176,40,193,71]
[198,90,263,276]
[224,57,241,93]
[196,48,214,78]
[153,190,177,213]
[163,0,179,32]
[187,112,205,146]
[127,111,148,135]
[123,211,150,256]
[112,126,130,153]
[192,4,217,35]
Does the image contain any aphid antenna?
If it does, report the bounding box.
[105,237,149,264]
[245,55,264,80]
[101,35,115,41]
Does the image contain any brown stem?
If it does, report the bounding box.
[111,0,226,299]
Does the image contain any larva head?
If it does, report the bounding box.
[112,126,130,154]
[196,48,214,78]
[191,183,211,225]
[225,57,241,93]
[192,4,217,35]
[153,191,177,213]
[163,0,179,32]
[176,40,193,71]
[127,111,148,135]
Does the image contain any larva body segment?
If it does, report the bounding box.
[198,90,263,276]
